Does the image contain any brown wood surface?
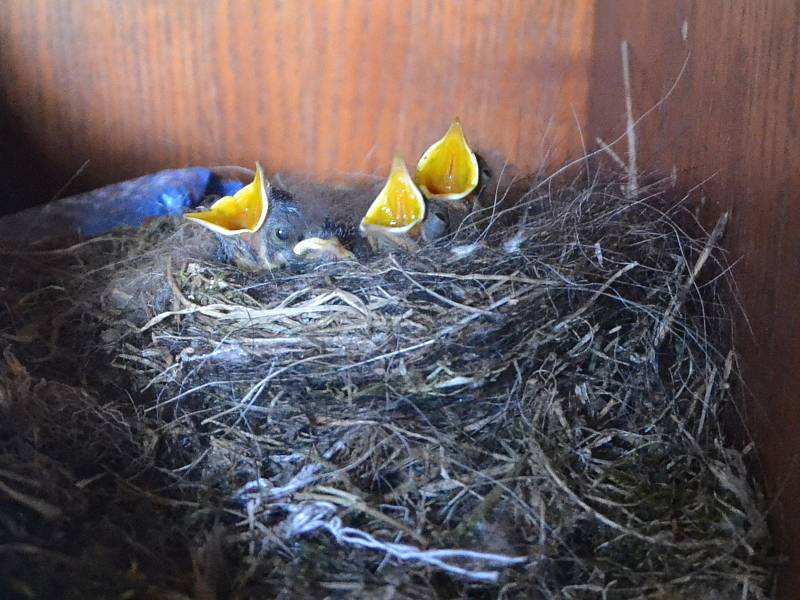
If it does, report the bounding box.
[0,0,593,211]
[588,1,799,596]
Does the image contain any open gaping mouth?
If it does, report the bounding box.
[415,118,479,201]
[184,163,270,235]
[359,156,426,237]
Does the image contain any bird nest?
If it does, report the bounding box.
[0,168,774,599]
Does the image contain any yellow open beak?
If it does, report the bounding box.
[359,156,426,236]
[293,237,354,260]
[415,117,479,201]
[184,163,269,235]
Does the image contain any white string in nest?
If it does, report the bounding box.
[285,500,528,583]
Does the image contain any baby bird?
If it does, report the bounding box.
[356,118,484,250]
[356,155,456,251]
[414,117,482,202]
[183,154,463,271]
[358,155,429,250]
[184,163,306,270]
[288,160,453,260]
[215,185,306,270]
[280,177,374,263]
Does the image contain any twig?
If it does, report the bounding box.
[555,262,638,331]
[653,212,728,351]
[389,256,493,315]
[0,479,62,520]
[621,40,639,198]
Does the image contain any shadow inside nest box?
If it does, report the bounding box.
[0,105,77,216]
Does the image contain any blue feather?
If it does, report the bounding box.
[0,167,245,244]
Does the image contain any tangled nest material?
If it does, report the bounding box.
[0,167,774,599]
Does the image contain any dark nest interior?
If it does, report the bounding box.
[0,164,775,599]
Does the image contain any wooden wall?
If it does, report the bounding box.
[1,0,799,595]
[0,0,593,212]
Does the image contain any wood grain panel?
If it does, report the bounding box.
[588,1,800,595]
[0,0,594,211]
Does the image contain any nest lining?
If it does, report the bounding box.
[0,168,774,599]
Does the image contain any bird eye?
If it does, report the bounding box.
[273,227,290,242]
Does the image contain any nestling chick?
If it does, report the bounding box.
[184,163,306,270]
[215,186,306,270]
[415,117,482,202]
[274,177,372,262]
[415,117,500,217]
[354,118,490,252]
[358,155,455,251]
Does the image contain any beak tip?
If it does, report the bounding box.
[293,237,354,260]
